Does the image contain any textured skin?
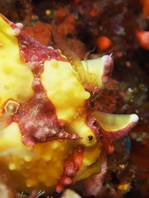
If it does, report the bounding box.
[0,14,138,193]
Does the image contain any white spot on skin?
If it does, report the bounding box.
[21,44,26,49]
[58,133,63,137]
[130,114,139,123]
[47,46,54,50]
[15,22,23,29]
[63,133,68,138]
[32,78,41,87]
[21,40,28,46]
[30,55,38,62]
[28,61,39,71]
[102,75,109,84]
[13,28,21,36]
[43,126,50,133]
[38,121,45,127]
[24,121,36,130]
[71,134,77,139]
[51,129,57,135]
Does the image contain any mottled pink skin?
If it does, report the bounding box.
[11,91,79,146]
[102,55,114,84]
[13,27,21,36]
[18,32,68,66]
[87,114,102,140]
[56,146,84,192]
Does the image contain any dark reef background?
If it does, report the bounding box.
[0,0,149,197]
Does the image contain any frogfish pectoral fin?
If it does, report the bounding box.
[81,55,113,92]
[94,111,139,140]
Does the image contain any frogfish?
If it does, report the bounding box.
[0,14,139,193]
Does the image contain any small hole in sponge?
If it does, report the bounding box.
[4,85,10,90]
[3,67,12,75]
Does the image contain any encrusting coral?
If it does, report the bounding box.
[0,14,139,194]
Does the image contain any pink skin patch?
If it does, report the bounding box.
[18,32,68,65]
[86,114,102,140]
[13,28,21,37]
[11,90,79,146]
[102,55,114,84]
[56,146,84,192]
[102,75,110,84]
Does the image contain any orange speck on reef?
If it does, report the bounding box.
[89,8,99,17]
[45,10,52,16]
[97,36,112,52]
[56,9,68,19]
[136,30,149,50]
[141,0,149,18]
[24,22,52,46]
[54,9,76,37]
